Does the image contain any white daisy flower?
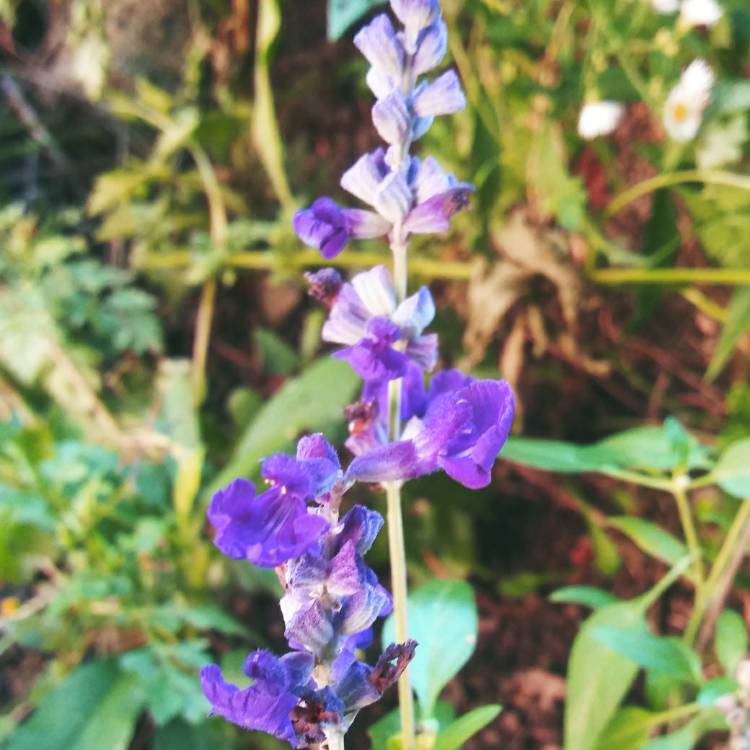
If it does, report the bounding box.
[662,59,715,142]
[680,0,723,27]
[577,101,625,140]
[651,0,680,13]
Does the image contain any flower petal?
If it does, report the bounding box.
[354,14,404,79]
[412,70,466,118]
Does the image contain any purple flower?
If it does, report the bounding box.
[320,265,437,383]
[347,371,515,489]
[207,478,328,567]
[293,197,389,259]
[200,651,310,745]
[413,19,448,76]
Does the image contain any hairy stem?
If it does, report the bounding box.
[385,233,416,750]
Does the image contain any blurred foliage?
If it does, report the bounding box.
[0,0,748,747]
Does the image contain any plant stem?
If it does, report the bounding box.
[605,169,750,216]
[672,484,704,601]
[589,267,750,286]
[685,499,750,646]
[385,234,416,750]
[191,278,217,406]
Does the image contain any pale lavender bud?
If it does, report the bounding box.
[354,14,405,80]
[341,149,389,207]
[413,19,448,76]
[372,90,411,145]
[366,66,394,99]
[390,0,441,51]
[373,171,412,224]
[413,70,466,117]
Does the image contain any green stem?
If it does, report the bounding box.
[672,484,704,600]
[385,233,416,750]
[589,267,750,286]
[606,169,750,217]
[191,278,217,406]
[685,500,750,645]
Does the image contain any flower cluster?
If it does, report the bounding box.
[202,1,516,746]
[294,0,473,259]
[201,434,416,747]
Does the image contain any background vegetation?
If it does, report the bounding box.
[0,0,749,748]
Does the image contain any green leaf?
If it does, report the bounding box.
[712,80,750,115]
[641,713,719,750]
[254,328,299,375]
[593,707,655,750]
[608,517,689,568]
[505,423,709,476]
[434,705,501,750]
[211,357,360,492]
[368,703,455,750]
[706,287,750,381]
[549,585,619,610]
[327,0,385,40]
[563,558,692,750]
[589,627,701,684]
[715,609,748,674]
[713,439,750,498]
[382,580,478,719]
[153,719,230,750]
[564,600,644,750]
[697,676,737,706]
[6,660,145,750]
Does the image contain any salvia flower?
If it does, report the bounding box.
[347,369,515,490]
[202,434,416,747]
[293,0,472,259]
[663,59,715,142]
[314,265,438,383]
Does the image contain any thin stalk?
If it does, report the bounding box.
[672,484,705,601]
[685,500,750,646]
[589,267,750,286]
[191,278,217,406]
[606,169,750,217]
[385,234,416,750]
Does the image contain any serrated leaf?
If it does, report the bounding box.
[608,517,689,568]
[434,705,501,750]
[383,580,478,719]
[6,660,145,750]
[715,609,748,674]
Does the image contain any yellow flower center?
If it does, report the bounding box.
[673,102,689,122]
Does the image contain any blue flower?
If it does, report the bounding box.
[200,651,312,745]
[207,478,328,567]
[347,371,516,489]
[320,265,437,383]
[293,197,389,258]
